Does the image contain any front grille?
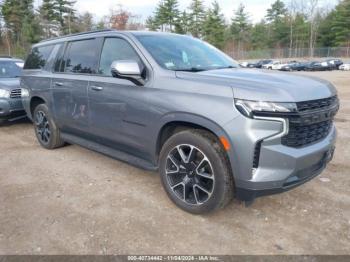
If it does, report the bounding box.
[10,89,21,99]
[282,120,333,148]
[296,96,338,112]
[281,96,338,148]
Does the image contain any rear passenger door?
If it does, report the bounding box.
[51,38,102,136]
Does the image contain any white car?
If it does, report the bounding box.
[262,60,282,70]
[239,61,249,68]
[339,63,350,71]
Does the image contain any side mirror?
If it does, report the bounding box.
[111,60,145,86]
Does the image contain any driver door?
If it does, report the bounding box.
[88,37,149,154]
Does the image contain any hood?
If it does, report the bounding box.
[0,78,20,91]
[176,68,336,102]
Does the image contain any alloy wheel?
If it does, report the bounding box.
[35,111,51,144]
[165,144,215,205]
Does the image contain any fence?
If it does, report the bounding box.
[226,47,350,60]
[0,46,28,59]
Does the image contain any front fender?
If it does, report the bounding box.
[149,111,236,165]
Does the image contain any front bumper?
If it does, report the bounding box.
[223,114,337,201]
[0,98,26,121]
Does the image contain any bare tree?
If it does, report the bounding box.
[306,0,320,57]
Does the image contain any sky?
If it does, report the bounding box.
[34,0,337,23]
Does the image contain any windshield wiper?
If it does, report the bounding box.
[175,67,207,72]
[208,65,236,70]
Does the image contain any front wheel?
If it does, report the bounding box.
[159,129,234,214]
[33,104,65,149]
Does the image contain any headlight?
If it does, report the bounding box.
[235,99,297,118]
[21,88,30,98]
[0,89,10,98]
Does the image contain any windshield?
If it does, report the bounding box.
[136,34,239,72]
[0,61,22,78]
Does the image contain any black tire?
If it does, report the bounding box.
[33,103,65,149]
[159,129,234,214]
[0,119,6,125]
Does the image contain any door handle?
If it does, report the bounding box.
[54,82,63,86]
[91,86,104,91]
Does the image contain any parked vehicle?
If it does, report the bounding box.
[22,30,339,214]
[255,59,273,68]
[0,57,26,125]
[339,63,350,71]
[247,62,258,68]
[305,61,332,71]
[288,62,309,71]
[325,58,343,70]
[239,61,249,67]
[262,60,282,70]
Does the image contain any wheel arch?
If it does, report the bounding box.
[153,113,233,172]
[30,96,47,118]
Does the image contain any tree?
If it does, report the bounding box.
[109,5,131,30]
[75,12,94,32]
[38,0,59,38]
[146,0,180,32]
[188,0,205,37]
[1,0,41,52]
[251,20,269,50]
[230,3,251,53]
[203,1,226,49]
[54,0,76,35]
[265,0,289,47]
[146,16,159,31]
[266,0,288,22]
[331,0,350,48]
[305,0,327,57]
[175,11,189,34]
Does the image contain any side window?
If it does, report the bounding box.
[99,38,141,76]
[63,39,99,74]
[53,44,66,72]
[24,45,54,70]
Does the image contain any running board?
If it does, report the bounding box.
[8,115,27,122]
[61,133,158,171]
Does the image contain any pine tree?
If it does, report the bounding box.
[230,4,251,52]
[54,0,76,35]
[265,0,289,47]
[188,0,205,37]
[175,10,189,34]
[1,0,41,47]
[331,0,350,47]
[203,1,226,49]
[39,0,59,38]
[147,0,180,32]
[146,16,159,31]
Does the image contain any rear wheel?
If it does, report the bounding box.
[159,129,234,214]
[33,104,65,149]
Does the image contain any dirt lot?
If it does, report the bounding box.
[0,71,349,255]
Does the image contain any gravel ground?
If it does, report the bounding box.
[0,71,349,255]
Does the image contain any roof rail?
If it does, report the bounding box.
[40,29,115,43]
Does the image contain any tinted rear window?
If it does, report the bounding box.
[24,45,54,70]
[62,39,99,74]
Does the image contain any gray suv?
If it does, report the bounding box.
[21,30,339,214]
[0,57,25,124]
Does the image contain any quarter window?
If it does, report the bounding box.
[63,39,99,74]
[24,45,54,70]
[99,38,141,76]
